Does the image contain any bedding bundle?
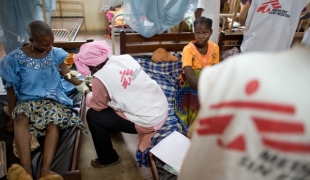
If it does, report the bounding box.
[151,48,179,63]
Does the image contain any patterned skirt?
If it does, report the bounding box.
[175,69,201,127]
[12,99,88,137]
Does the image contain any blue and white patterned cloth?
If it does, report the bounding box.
[0,47,73,107]
[134,56,188,167]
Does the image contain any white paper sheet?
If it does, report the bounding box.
[150,131,191,173]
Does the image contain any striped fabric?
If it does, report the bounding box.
[134,56,188,167]
[135,56,182,110]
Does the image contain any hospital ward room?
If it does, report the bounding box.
[0,0,310,180]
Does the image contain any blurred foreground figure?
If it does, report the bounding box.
[179,44,310,180]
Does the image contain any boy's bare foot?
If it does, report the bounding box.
[39,169,63,180]
[7,164,33,180]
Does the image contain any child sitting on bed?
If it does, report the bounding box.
[175,16,219,128]
[0,20,88,180]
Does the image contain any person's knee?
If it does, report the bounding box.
[86,109,94,123]
[46,123,59,132]
[14,114,29,126]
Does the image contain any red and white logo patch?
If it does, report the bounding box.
[119,69,133,89]
[197,79,307,153]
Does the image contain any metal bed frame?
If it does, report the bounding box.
[295,18,310,38]
[111,10,309,55]
[50,0,85,41]
[111,13,241,55]
[111,13,135,55]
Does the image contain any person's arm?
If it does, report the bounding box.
[6,86,16,132]
[59,62,82,86]
[184,66,199,90]
[214,45,220,64]
[239,2,251,25]
[195,8,203,19]
[85,77,110,111]
[59,61,90,94]
[301,12,310,20]
[195,0,205,19]
[182,45,198,90]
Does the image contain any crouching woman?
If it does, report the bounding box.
[73,41,168,168]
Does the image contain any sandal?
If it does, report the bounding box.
[4,106,10,117]
[91,157,121,168]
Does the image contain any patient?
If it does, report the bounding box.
[195,1,220,43]
[73,41,168,168]
[0,20,88,180]
[175,16,219,127]
[179,44,310,180]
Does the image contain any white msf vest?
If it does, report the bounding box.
[241,0,310,52]
[94,54,168,127]
[179,46,310,180]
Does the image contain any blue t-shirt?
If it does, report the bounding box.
[0,47,73,107]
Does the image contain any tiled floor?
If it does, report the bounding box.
[0,31,154,180]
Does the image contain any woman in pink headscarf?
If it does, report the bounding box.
[74,41,168,168]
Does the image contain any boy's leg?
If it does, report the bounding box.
[39,123,62,180]
[7,114,33,180]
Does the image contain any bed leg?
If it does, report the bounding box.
[148,152,160,180]
[63,170,82,180]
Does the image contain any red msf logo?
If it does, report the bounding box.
[197,79,309,153]
[257,0,281,13]
[120,69,133,89]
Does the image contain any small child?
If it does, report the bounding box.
[0,20,88,180]
[175,16,219,128]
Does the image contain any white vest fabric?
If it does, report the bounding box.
[196,0,220,44]
[179,46,310,180]
[241,0,310,53]
[94,54,168,127]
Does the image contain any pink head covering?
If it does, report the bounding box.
[74,41,111,76]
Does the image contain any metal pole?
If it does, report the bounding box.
[41,0,47,23]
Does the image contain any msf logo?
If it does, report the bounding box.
[120,69,133,89]
[257,0,281,13]
[197,79,308,154]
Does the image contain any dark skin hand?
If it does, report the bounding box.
[59,62,83,86]
[184,66,199,90]
[183,42,208,91]
[239,2,251,25]
[195,8,203,19]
